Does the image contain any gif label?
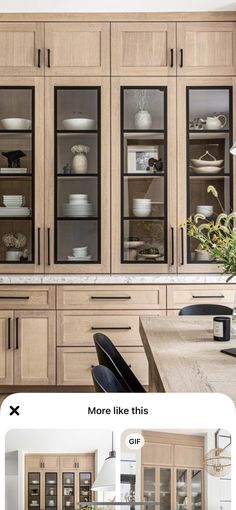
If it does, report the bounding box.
[125,433,145,450]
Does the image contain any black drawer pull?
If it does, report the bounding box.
[37,227,41,265]
[192,294,225,299]
[171,226,174,265]
[91,326,132,331]
[0,296,29,300]
[91,296,131,300]
[47,228,51,266]
[15,318,19,350]
[170,48,174,67]
[7,317,11,349]
[180,48,184,67]
[37,48,41,68]
[47,48,51,68]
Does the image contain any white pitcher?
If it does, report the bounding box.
[204,114,227,130]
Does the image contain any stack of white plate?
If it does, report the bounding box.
[0,195,30,217]
[67,246,92,261]
[63,194,93,217]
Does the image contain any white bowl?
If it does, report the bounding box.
[191,166,223,175]
[133,208,151,217]
[69,194,88,203]
[62,118,95,130]
[1,118,31,130]
[191,158,223,168]
[6,250,22,261]
[133,198,151,203]
[196,205,213,217]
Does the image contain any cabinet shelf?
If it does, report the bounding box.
[124,173,164,178]
[57,174,98,178]
[0,216,32,220]
[124,216,164,221]
[0,129,32,134]
[189,173,230,179]
[57,130,98,135]
[123,129,165,134]
[57,216,98,221]
[188,129,229,134]
[0,173,32,178]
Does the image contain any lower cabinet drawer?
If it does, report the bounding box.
[57,347,148,386]
[0,286,55,309]
[57,285,166,310]
[167,284,236,310]
[57,310,166,347]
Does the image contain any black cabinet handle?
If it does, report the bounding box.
[7,317,11,350]
[37,227,41,266]
[47,48,51,68]
[192,294,225,299]
[91,296,131,300]
[15,318,19,350]
[180,227,184,265]
[37,49,41,68]
[0,296,29,300]
[91,326,131,331]
[171,226,175,265]
[170,48,174,67]
[47,228,51,266]
[180,48,183,67]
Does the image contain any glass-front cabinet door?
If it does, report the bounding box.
[143,466,172,510]
[178,78,236,273]
[62,472,75,510]
[28,472,41,510]
[45,77,110,273]
[112,77,177,273]
[190,470,202,510]
[45,472,58,510]
[0,78,44,272]
[176,469,188,510]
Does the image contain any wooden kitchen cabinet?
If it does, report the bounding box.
[45,22,110,75]
[14,310,56,385]
[25,454,59,471]
[167,284,236,310]
[57,346,148,387]
[0,23,44,76]
[111,22,176,76]
[177,22,236,76]
[45,76,110,273]
[141,432,204,510]
[0,311,13,385]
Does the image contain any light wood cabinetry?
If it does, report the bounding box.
[0,286,56,387]
[25,453,95,510]
[0,23,44,75]
[177,22,236,76]
[14,310,56,385]
[167,284,236,310]
[141,432,204,510]
[111,22,176,76]
[57,346,148,386]
[0,311,13,385]
[45,22,110,75]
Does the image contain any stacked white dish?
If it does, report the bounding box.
[63,194,93,217]
[133,198,151,217]
[196,205,213,217]
[0,168,27,174]
[190,151,224,175]
[67,246,92,261]
[0,117,31,130]
[0,195,30,217]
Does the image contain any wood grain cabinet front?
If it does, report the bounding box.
[0,23,44,75]
[45,22,110,75]
[167,284,236,310]
[0,311,14,385]
[177,22,236,75]
[57,346,148,387]
[0,286,55,309]
[57,285,166,310]
[111,22,176,76]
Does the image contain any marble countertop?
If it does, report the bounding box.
[0,273,234,284]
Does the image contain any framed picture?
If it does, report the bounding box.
[127,143,159,173]
[64,488,73,496]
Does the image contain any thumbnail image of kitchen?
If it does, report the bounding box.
[5,429,116,510]
[120,429,231,510]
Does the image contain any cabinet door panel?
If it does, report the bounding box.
[0,23,44,76]
[43,456,59,470]
[0,312,13,385]
[57,346,148,386]
[142,443,173,466]
[60,456,78,470]
[112,23,176,75]
[78,454,94,471]
[14,311,56,385]
[177,22,236,75]
[175,445,204,468]
[45,23,110,75]
[25,455,42,471]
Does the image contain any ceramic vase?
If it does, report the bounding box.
[72,152,88,173]
[134,109,152,129]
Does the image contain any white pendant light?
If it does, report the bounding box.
[92,433,116,491]
[204,429,231,477]
[230,141,236,155]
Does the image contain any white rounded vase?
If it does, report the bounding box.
[72,153,88,174]
[134,109,152,129]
